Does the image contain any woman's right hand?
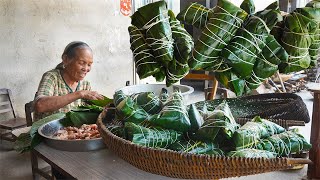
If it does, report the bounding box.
[78,90,104,100]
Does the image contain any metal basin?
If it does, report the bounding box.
[38,118,105,152]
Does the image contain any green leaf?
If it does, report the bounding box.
[89,96,113,107]
[30,113,66,138]
[66,111,100,127]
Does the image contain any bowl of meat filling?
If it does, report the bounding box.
[38,118,105,152]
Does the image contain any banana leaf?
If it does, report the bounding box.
[246,35,288,89]
[295,7,320,68]
[153,67,166,82]
[177,2,213,29]
[116,96,149,124]
[188,104,204,132]
[233,116,285,149]
[278,12,318,73]
[14,113,66,153]
[168,140,224,155]
[125,122,182,148]
[227,148,276,158]
[131,1,174,65]
[189,0,248,71]
[130,92,162,115]
[193,101,239,142]
[149,91,191,132]
[166,10,193,86]
[88,95,113,107]
[65,110,100,127]
[306,0,320,8]
[128,25,161,79]
[240,0,255,15]
[256,128,312,157]
[222,16,271,78]
[270,20,285,43]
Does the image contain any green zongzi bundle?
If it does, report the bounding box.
[125,122,182,148]
[150,91,191,132]
[256,128,312,157]
[166,10,193,86]
[189,0,248,71]
[128,25,161,79]
[177,2,213,29]
[131,1,174,65]
[115,96,149,124]
[223,4,281,78]
[130,92,162,115]
[194,101,239,142]
[233,116,285,149]
[278,12,318,73]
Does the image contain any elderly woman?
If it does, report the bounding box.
[34,41,103,120]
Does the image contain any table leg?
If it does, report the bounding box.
[308,90,320,178]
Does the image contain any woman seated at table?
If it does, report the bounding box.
[34,41,103,120]
[33,41,104,179]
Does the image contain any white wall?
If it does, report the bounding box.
[0,0,133,116]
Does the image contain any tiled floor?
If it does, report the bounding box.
[0,89,315,180]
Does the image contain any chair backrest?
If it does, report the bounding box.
[0,88,16,118]
[25,101,34,127]
[184,73,218,100]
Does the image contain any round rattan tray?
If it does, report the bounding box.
[97,108,311,179]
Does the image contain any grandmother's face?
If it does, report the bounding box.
[64,48,93,81]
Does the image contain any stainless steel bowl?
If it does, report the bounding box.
[38,118,105,152]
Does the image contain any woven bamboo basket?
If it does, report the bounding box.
[97,109,312,179]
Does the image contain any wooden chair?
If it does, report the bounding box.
[184,72,219,100]
[0,88,27,142]
[23,101,53,180]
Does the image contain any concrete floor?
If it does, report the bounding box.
[0,89,315,180]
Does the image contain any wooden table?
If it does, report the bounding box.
[33,143,180,180]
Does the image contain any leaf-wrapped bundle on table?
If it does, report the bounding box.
[168,140,224,155]
[233,116,285,149]
[131,1,174,65]
[128,26,161,79]
[193,101,239,142]
[150,91,191,132]
[246,35,288,89]
[166,10,193,86]
[189,0,248,71]
[188,104,204,132]
[177,2,213,29]
[295,7,320,68]
[130,92,162,115]
[227,148,276,158]
[116,96,149,124]
[256,128,312,157]
[278,12,318,73]
[125,122,182,148]
[114,90,127,107]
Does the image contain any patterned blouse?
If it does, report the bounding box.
[34,68,91,120]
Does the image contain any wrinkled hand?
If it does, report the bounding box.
[78,90,104,100]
